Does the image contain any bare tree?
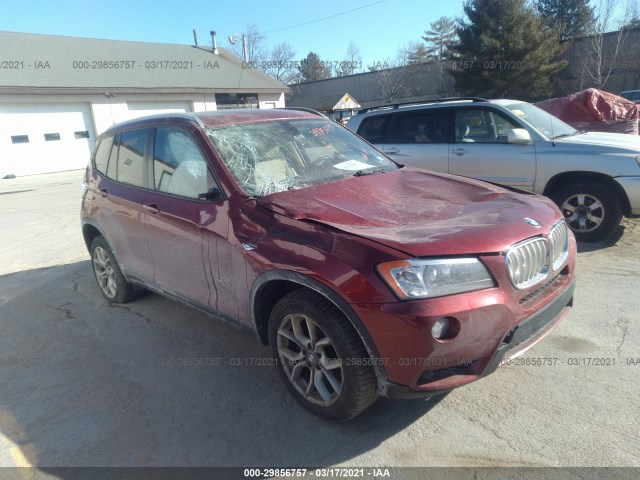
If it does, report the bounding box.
[229,24,266,64]
[370,44,422,102]
[581,0,638,88]
[264,42,299,84]
[335,42,362,76]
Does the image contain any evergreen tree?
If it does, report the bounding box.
[422,17,458,61]
[448,0,567,99]
[536,0,595,42]
[297,52,332,82]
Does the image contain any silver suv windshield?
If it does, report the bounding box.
[502,102,576,139]
[207,118,396,197]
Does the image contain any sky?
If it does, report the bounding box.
[0,0,465,70]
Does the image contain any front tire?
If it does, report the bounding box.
[269,289,378,421]
[90,236,138,303]
[552,181,623,242]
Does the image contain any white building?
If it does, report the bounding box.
[0,31,287,176]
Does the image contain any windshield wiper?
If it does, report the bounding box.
[354,168,385,177]
[552,130,584,140]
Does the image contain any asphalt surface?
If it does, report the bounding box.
[0,170,639,475]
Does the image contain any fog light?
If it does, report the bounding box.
[431,317,450,339]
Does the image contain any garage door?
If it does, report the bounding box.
[0,103,95,176]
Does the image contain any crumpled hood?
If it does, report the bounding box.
[258,169,562,257]
[556,131,640,151]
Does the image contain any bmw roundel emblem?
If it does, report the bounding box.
[524,217,542,228]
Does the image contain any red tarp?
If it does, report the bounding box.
[536,88,640,135]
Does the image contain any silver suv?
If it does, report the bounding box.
[347,98,640,242]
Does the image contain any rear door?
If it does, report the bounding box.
[381,109,450,172]
[448,107,537,189]
[354,113,391,154]
[91,129,154,280]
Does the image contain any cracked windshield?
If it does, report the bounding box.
[207,118,397,197]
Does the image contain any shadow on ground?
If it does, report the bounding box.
[0,262,444,472]
[576,223,626,253]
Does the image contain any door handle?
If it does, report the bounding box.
[384,147,400,154]
[451,148,468,156]
[98,188,108,197]
[143,203,160,214]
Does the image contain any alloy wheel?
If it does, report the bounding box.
[276,313,344,406]
[560,193,604,233]
[92,246,117,298]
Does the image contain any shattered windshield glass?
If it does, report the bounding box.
[207,118,397,197]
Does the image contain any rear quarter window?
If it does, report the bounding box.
[93,136,114,175]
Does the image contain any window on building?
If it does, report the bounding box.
[11,135,29,144]
[75,131,90,139]
[44,133,61,141]
[215,93,259,110]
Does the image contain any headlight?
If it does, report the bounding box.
[377,258,495,300]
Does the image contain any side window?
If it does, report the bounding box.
[94,136,114,175]
[153,127,214,199]
[357,115,390,144]
[395,112,448,144]
[117,130,148,187]
[106,135,119,181]
[454,109,518,144]
[492,111,519,141]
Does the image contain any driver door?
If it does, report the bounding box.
[448,107,537,189]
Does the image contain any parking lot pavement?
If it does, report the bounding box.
[1,170,639,470]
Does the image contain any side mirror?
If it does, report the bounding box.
[507,128,532,145]
[198,187,223,201]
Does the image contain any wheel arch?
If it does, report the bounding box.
[250,270,387,381]
[82,220,106,252]
[82,221,126,272]
[543,171,631,216]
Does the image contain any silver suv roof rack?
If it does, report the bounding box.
[356,97,489,114]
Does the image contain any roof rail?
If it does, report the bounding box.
[356,97,489,114]
[278,107,325,116]
[103,112,204,133]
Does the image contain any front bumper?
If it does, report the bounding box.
[350,244,576,398]
[614,176,640,215]
[378,278,575,399]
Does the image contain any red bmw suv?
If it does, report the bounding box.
[81,109,576,421]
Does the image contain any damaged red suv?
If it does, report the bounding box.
[81,109,576,421]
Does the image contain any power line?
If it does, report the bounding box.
[260,0,387,34]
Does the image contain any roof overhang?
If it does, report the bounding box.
[0,86,288,95]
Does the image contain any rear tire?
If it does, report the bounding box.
[552,181,622,242]
[90,236,139,303]
[269,289,378,421]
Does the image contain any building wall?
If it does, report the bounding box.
[258,92,285,109]
[0,91,286,176]
[289,27,640,108]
